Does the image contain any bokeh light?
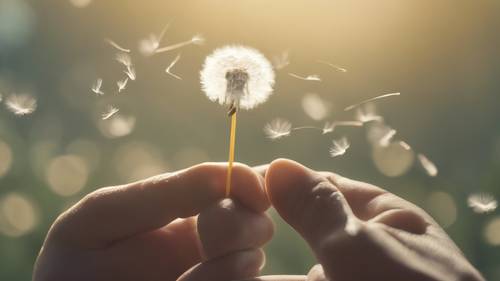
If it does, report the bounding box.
[0,193,38,237]
[113,141,169,182]
[483,216,500,246]
[46,154,89,197]
[425,191,458,228]
[372,141,415,177]
[0,139,13,178]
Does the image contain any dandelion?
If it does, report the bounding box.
[272,50,290,70]
[102,105,120,120]
[322,121,363,134]
[155,34,205,54]
[330,137,350,158]
[165,54,182,80]
[5,94,37,116]
[288,73,321,81]
[117,78,129,93]
[417,153,438,177]
[317,60,347,72]
[301,93,330,121]
[91,78,104,95]
[115,53,132,67]
[201,45,275,196]
[468,193,498,214]
[105,39,130,53]
[124,66,136,81]
[344,92,401,111]
[264,118,292,140]
[138,23,171,56]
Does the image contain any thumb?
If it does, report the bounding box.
[266,159,360,249]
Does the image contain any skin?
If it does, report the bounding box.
[246,159,485,281]
[33,162,274,281]
[33,159,485,281]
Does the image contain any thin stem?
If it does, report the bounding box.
[292,126,322,131]
[225,113,238,197]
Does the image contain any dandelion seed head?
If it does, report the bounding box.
[117,78,128,93]
[264,118,292,140]
[468,193,497,214]
[330,137,350,158]
[200,45,275,110]
[124,66,136,81]
[91,78,104,95]
[5,94,37,116]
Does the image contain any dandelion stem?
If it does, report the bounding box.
[225,112,238,197]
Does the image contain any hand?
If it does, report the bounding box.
[33,163,274,281]
[247,159,484,281]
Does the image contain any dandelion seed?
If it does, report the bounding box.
[165,54,182,80]
[155,34,205,54]
[399,140,412,150]
[379,129,397,147]
[322,121,363,134]
[201,45,275,197]
[102,105,120,120]
[418,153,438,177]
[272,50,290,70]
[288,73,321,81]
[468,193,498,214]
[344,92,401,111]
[91,78,105,95]
[105,39,130,53]
[117,78,129,93]
[138,22,171,56]
[301,93,330,121]
[5,94,37,116]
[355,104,384,123]
[115,53,132,67]
[317,60,347,72]
[264,118,292,140]
[330,137,350,158]
[124,66,136,81]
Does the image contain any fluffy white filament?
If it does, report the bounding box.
[468,193,498,214]
[200,45,275,110]
[264,118,292,140]
[330,137,350,158]
[5,94,37,116]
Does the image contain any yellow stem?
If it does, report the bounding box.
[225,113,238,197]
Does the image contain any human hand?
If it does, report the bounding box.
[246,159,484,281]
[33,163,273,281]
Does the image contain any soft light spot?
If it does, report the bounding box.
[425,191,457,228]
[0,139,13,178]
[113,142,168,182]
[46,154,89,197]
[484,216,500,246]
[372,141,414,177]
[0,193,38,237]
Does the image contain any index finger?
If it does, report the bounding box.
[48,162,269,248]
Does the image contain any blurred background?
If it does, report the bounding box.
[0,0,499,280]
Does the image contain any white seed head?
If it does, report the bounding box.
[200,45,275,110]
[468,193,498,214]
[330,137,350,158]
[5,94,37,116]
[264,118,292,140]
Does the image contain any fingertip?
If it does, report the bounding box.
[231,163,270,212]
[266,159,317,205]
